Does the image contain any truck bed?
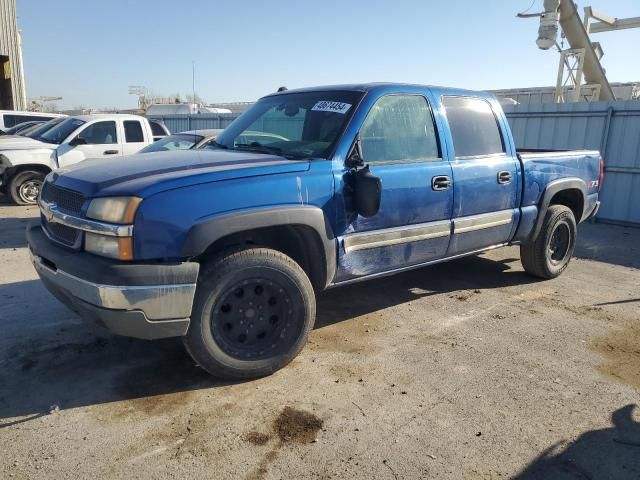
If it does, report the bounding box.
[517,148,601,223]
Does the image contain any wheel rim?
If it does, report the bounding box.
[548,221,571,265]
[18,179,42,204]
[210,277,297,360]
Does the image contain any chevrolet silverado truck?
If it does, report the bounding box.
[27,83,602,379]
[0,114,169,205]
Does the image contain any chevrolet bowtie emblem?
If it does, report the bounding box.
[43,203,56,222]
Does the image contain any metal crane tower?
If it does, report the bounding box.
[521,0,640,103]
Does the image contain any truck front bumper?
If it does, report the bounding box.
[27,223,199,340]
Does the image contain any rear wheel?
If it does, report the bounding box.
[520,205,577,279]
[184,247,316,379]
[9,170,45,205]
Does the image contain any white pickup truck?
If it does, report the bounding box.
[0,114,169,205]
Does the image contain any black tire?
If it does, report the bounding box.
[520,205,577,279]
[9,170,45,205]
[184,247,316,379]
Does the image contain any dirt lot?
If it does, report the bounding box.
[1,196,639,480]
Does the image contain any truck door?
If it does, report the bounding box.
[57,120,123,167]
[336,94,454,281]
[442,96,520,255]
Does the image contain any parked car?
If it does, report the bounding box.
[28,83,602,380]
[2,121,46,136]
[0,114,163,204]
[0,110,65,134]
[138,129,222,153]
[199,131,289,150]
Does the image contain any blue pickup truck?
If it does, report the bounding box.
[27,83,602,379]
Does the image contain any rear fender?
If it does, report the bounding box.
[527,178,587,242]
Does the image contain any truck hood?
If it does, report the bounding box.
[51,149,311,198]
[0,137,56,151]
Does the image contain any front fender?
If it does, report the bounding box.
[0,148,57,171]
[182,205,337,287]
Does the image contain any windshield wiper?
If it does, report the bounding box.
[234,142,283,156]
[233,142,310,160]
[208,140,228,149]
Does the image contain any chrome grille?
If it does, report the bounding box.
[41,183,85,215]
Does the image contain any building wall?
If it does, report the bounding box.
[0,0,26,110]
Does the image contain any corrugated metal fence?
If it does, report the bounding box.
[148,114,239,133]
[151,102,640,227]
[504,101,640,226]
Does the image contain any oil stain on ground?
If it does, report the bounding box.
[243,431,270,446]
[592,319,640,388]
[273,406,323,444]
[244,406,323,480]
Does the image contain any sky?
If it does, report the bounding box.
[17,0,640,109]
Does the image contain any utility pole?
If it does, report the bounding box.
[192,60,196,109]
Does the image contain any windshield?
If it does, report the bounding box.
[5,122,38,135]
[26,117,66,139]
[17,123,43,136]
[211,91,363,159]
[39,118,85,144]
[139,133,204,153]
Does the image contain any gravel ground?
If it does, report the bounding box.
[1,196,639,480]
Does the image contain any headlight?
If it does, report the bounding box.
[86,197,141,224]
[85,233,133,261]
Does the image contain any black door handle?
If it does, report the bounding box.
[104,150,119,155]
[497,171,512,184]
[432,175,451,191]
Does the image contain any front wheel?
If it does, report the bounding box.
[520,205,577,279]
[184,248,316,379]
[9,170,45,205]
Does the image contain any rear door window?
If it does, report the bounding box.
[124,120,144,142]
[442,97,505,158]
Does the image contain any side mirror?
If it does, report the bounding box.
[353,165,382,218]
[69,137,88,147]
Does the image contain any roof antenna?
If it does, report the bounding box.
[277,86,288,92]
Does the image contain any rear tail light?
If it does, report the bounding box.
[598,157,605,192]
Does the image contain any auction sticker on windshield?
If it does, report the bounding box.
[311,101,352,114]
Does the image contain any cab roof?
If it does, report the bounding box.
[262,82,495,101]
[70,113,146,122]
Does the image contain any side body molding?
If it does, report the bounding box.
[527,177,587,242]
[182,205,337,288]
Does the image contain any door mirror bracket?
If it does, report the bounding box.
[346,134,364,169]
